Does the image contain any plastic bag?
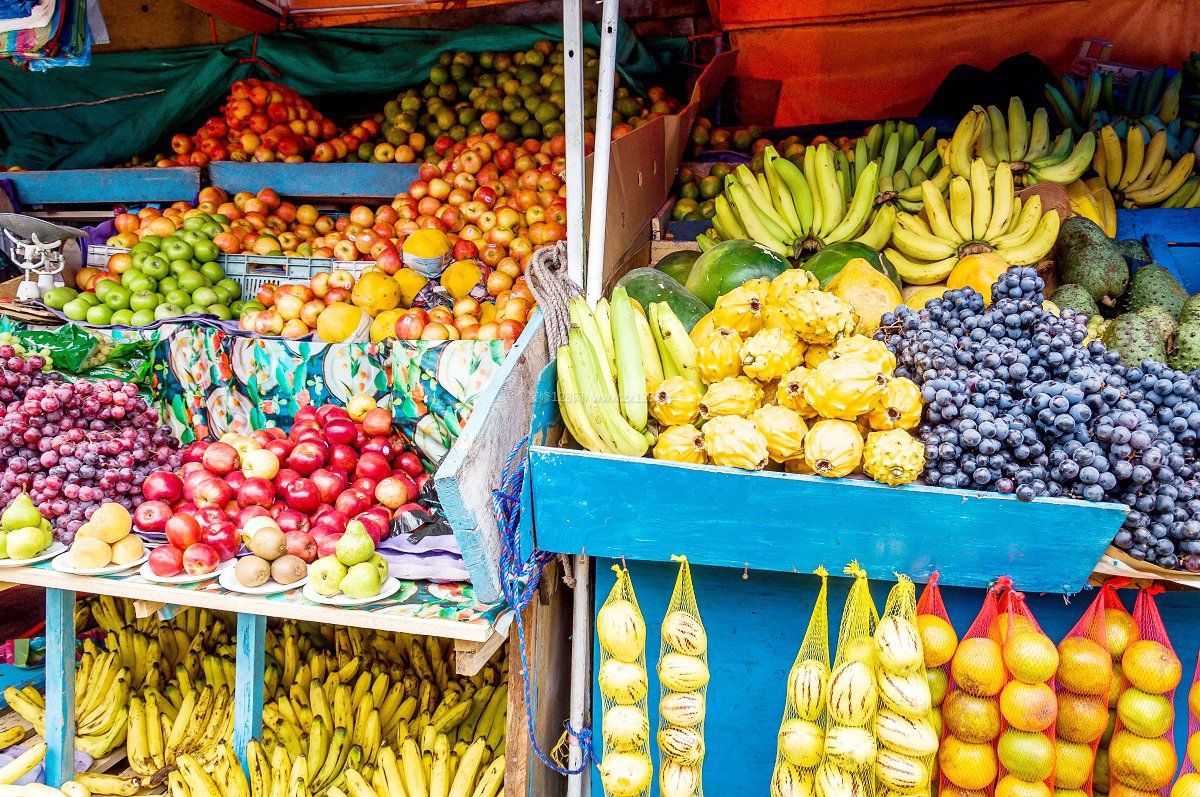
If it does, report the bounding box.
[993,588,1059,797]
[1107,586,1180,797]
[916,573,958,795]
[597,564,654,797]
[939,577,1008,797]
[656,555,709,797]
[874,575,939,797]
[819,562,880,797]
[1053,587,1112,797]
[1093,579,1135,797]
[771,567,830,797]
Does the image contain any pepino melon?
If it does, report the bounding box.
[803,241,901,290]
[684,239,789,307]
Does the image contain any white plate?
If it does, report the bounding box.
[51,549,148,576]
[0,540,67,568]
[139,557,236,585]
[303,576,402,607]
[218,564,307,595]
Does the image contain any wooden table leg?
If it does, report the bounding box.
[44,587,76,787]
[234,612,266,777]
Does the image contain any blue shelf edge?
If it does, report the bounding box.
[209,162,420,200]
[6,168,202,206]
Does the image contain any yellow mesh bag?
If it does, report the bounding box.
[656,555,709,797]
[874,576,938,797]
[771,567,831,797]
[820,562,880,797]
[597,564,654,797]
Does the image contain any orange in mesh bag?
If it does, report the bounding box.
[771,567,831,797]
[656,555,710,797]
[917,573,960,796]
[939,577,1009,797]
[597,564,654,797]
[874,576,940,797]
[1106,586,1181,797]
[1173,639,1200,797]
[992,588,1059,797]
[1053,584,1113,797]
[818,562,880,797]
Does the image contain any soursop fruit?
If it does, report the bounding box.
[1134,305,1178,342]
[1115,238,1151,262]
[1056,216,1129,308]
[1169,324,1200,372]
[1102,313,1166,366]
[1123,264,1188,318]
[1180,294,1200,326]
[1049,284,1100,317]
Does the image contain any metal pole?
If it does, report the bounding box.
[584,0,621,304]
[562,0,587,288]
[565,553,593,797]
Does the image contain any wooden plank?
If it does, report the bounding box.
[7,169,201,206]
[208,162,419,200]
[454,627,507,678]
[43,588,75,788]
[234,612,266,777]
[435,313,551,604]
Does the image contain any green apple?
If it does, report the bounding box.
[141,256,170,279]
[130,309,156,326]
[120,267,145,287]
[93,279,118,300]
[200,222,224,239]
[126,276,155,294]
[164,289,191,307]
[154,303,183,320]
[104,285,132,310]
[158,276,179,294]
[192,240,219,264]
[140,234,163,249]
[182,216,207,232]
[191,287,218,307]
[110,309,134,326]
[129,241,158,260]
[62,298,91,321]
[230,301,246,315]
[41,287,77,309]
[216,278,241,301]
[199,261,224,283]
[211,284,233,305]
[86,304,113,325]
[180,231,204,245]
[161,237,193,261]
[168,259,193,277]
[211,214,229,225]
[184,304,206,315]
[77,292,100,307]
[178,270,210,292]
[130,291,159,312]
[207,304,233,320]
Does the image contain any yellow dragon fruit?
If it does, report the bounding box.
[649,376,702,426]
[764,269,821,328]
[866,377,923,431]
[751,404,808,462]
[695,326,744,384]
[803,419,864,478]
[773,290,857,345]
[741,327,806,382]
[711,278,770,337]
[654,424,707,465]
[784,456,814,475]
[804,356,890,420]
[699,376,762,419]
[776,367,818,417]
[804,344,831,368]
[863,429,925,486]
[702,415,769,470]
[828,335,896,375]
[690,311,718,347]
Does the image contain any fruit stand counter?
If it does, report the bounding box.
[3,169,203,207]
[0,562,512,786]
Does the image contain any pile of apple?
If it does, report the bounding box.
[152,78,360,166]
[138,395,424,581]
[235,271,358,339]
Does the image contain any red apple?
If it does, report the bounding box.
[224,500,241,519]
[294,406,318,424]
[224,470,246,492]
[362,436,394,460]
[375,477,412,509]
[276,508,310,534]
[283,477,321,514]
[182,542,220,574]
[142,472,184,503]
[328,444,359,473]
[334,488,371,517]
[287,441,328,475]
[165,513,202,549]
[274,468,302,491]
[350,476,376,495]
[415,472,430,491]
[202,442,240,475]
[316,404,350,424]
[361,408,393,437]
[201,522,240,561]
[182,441,209,464]
[310,468,347,504]
[236,476,274,508]
[194,478,233,508]
[148,545,185,577]
[182,469,213,501]
[196,506,227,527]
[396,451,424,478]
[295,428,325,445]
[355,513,387,544]
[315,534,340,558]
[132,500,171,533]
[313,508,348,530]
[237,505,271,528]
[355,452,391,482]
[180,461,208,477]
[284,530,317,563]
[242,448,280,480]
[251,429,275,447]
[323,417,357,446]
[265,438,295,460]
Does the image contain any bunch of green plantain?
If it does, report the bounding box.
[854,120,947,212]
[949,100,1097,186]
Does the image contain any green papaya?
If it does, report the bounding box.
[616,268,709,331]
[802,241,901,290]
[684,239,789,307]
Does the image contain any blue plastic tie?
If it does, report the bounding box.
[492,434,594,776]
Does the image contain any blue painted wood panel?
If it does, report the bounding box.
[1116,208,1200,292]
[525,362,1126,594]
[43,588,75,788]
[6,169,201,205]
[209,162,419,200]
[234,612,267,776]
[591,560,1200,797]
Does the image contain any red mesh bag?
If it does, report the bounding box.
[917,573,958,797]
[993,587,1059,797]
[1093,578,1135,797]
[1052,586,1112,797]
[938,577,1010,797]
[1180,646,1200,778]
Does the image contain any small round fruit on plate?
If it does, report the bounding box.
[303,577,402,607]
[51,550,149,576]
[138,558,237,585]
[218,565,307,595]
[0,541,68,568]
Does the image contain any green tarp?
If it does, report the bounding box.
[0,23,687,170]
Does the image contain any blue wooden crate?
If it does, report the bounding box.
[5,168,202,206]
[209,162,420,200]
[1116,208,1200,292]
[523,360,1127,594]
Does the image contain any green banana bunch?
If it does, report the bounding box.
[1047,67,1195,151]
[855,121,946,212]
[1094,123,1198,207]
[952,101,1096,185]
[709,142,895,257]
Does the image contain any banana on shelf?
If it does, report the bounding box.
[951,101,1097,186]
[1092,123,1198,208]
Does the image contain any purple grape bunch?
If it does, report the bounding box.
[0,346,182,543]
[877,267,1200,571]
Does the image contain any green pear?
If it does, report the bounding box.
[340,562,383,599]
[0,528,8,559]
[2,493,42,531]
[370,553,389,585]
[334,521,375,567]
[310,556,348,597]
[5,526,48,560]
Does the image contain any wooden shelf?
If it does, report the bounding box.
[6,169,202,206]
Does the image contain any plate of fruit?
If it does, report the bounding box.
[51,503,149,575]
[139,555,237,585]
[302,520,398,606]
[0,494,66,567]
[218,513,311,594]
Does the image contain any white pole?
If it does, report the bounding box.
[584,0,620,304]
[563,0,587,288]
[566,554,593,797]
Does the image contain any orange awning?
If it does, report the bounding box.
[178,0,529,31]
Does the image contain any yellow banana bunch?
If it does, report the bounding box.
[886,158,1060,284]
[1065,179,1118,236]
[954,100,1097,186]
[1093,123,1198,207]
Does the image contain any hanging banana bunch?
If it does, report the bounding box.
[854,120,947,212]
[1093,123,1198,207]
[885,158,1060,285]
[951,101,1097,186]
[707,143,895,258]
